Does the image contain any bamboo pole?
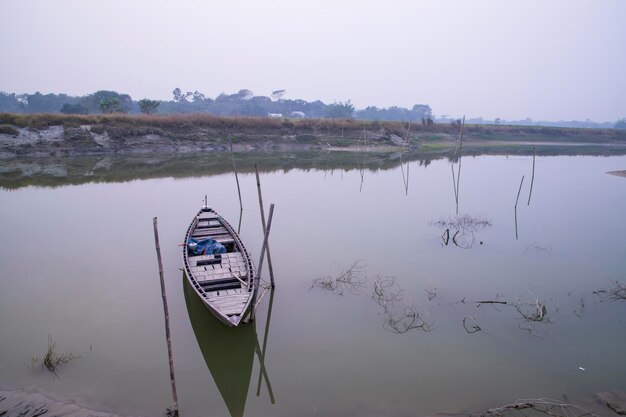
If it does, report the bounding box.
[255,164,275,287]
[251,203,275,321]
[230,142,243,213]
[527,147,535,206]
[514,176,524,240]
[256,289,276,403]
[152,218,179,417]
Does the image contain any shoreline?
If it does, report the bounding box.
[1,113,626,159]
[2,387,624,417]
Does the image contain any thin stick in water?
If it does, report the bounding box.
[255,164,275,286]
[515,175,525,209]
[152,217,178,417]
[251,203,275,320]
[527,147,536,206]
[230,142,243,212]
[256,290,275,402]
[514,176,524,240]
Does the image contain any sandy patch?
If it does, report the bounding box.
[607,170,626,178]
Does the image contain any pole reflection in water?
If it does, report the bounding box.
[183,275,275,417]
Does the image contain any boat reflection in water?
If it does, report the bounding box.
[183,275,275,417]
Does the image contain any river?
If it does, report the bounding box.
[1,152,625,417]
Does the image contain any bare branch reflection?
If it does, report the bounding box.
[432,215,492,249]
[463,316,482,334]
[593,280,626,302]
[468,398,598,417]
[372,276,433,334]
[310,261,366,296]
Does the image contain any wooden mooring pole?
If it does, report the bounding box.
[255,164,275,288]
[251,203,275,321]
[527,147,536,206]
[153,217,179,417]
[230,142,243,213]
[514,176,524,240]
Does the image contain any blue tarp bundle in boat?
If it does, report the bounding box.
[188,237,227,255]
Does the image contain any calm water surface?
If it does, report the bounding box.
[1,154,625,417]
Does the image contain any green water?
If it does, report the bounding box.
[0,153,625,417]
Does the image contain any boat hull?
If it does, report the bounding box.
[183,207,256,327]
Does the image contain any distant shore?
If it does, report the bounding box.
[1,113,626,159]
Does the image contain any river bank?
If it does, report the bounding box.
[2,388,625,417]
[1,113,626,159]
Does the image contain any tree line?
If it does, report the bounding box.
[0,89,434,123]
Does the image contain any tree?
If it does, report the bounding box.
[82,90,131,113]
[325,100,354,118]
[173,88,191,102]
[271,89,286,101]
[615,118,626,129]
[138,99,160,115]
[0,91,24,112]
[192,90,205,102]
[25,92,75,113]
[60,103,88,114]
[233,89,254,100]
[99,96,121,113]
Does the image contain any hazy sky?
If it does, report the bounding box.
[1,0,624,121]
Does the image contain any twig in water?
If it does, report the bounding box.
[371,276,404,308]
[310,261,366,296]
[433,215,491,249]
[382,302,432,334]
[593,280,626,302]
[512,296,556,323]
[372,276,433,334]
[463,316,482,333]
[469,398,598,417]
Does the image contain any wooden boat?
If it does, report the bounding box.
[183,204,256,327]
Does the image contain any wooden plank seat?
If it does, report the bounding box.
[199,278,241,292]
[191,227,229,238]
[197,213,219,220]
[196,220,224,229]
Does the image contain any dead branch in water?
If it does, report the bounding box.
[372,276,404,308]
[463,316,482,333]
[310,261,366,296]
[433,215,491,249]
[372,276,433,334]
[593,280,626,302]
[383,302,432,334]
[512,298,550,322]
[32,336,80,379]
[511,296,558,335]
[469,398,598,417]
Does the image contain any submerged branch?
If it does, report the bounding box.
[310,260,366,296]
[593,280,626,302]
[470,398,598,417]
[372,276,433,334]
